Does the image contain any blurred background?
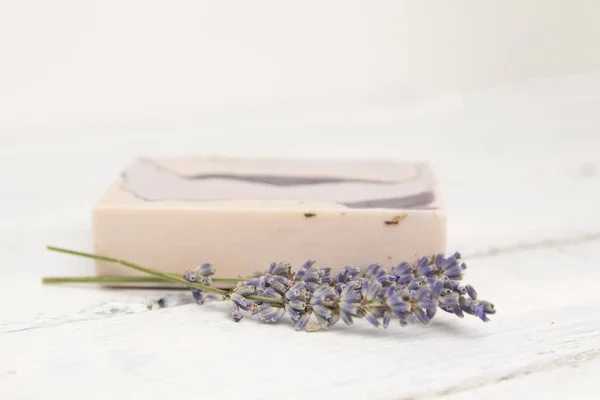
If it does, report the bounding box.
[1,0,599,257]
[2,1,600,128]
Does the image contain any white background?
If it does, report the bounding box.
[2,1,600,130]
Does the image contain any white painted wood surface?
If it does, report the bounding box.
[1,75,600,399]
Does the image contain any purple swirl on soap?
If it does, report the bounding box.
[119,158,438,209]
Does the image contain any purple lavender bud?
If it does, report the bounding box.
[386,295,411,313]
[431,279,444,298]
[288,299,306,311]
[397,312,409,326]
[262,287,282,299]
[391,262,413,276]
[268,280,288,295]
[447,280,466,294]
[340,302,359,315]
[232,312,243,322]
[365,313,381,328]
[452,303,465,318]
[408,279,423,291]
[385,284,396,296]
[479,301,496,316]
[295,260,315,280]
[229,293,252,310]
[301,269,321,283]
[437,253,460,270]
[414,286,431,300]
[257,305,286,323]
[426,307,437,319]
[344,278,362,290]
[304,282,320,293]
[440,293,464,318]
[382,310,392,328]
[338,266,360,283]
[294,312,311,331]
[397,273,414,284]
[191,289,204,304]
[285,304,299,321]
[310,286,337,305]
[418,257,436,276]
[340,290,361,304]
[227,299,243,322]
[460,297,475,315]
[444,266,464,280]
[312,284,336,298]
[320,267,332,284]
[375,273,395,286]
[269,274,291,285]
[413,307,430,325]
[184,271,196,282]
[435,254,446,269]
[315,311,340,328]
[439,305,454,314]
[183,271,198,282]
[335,282,346,294]
[362,279,382,302]
[285,282,306,300]
[243,277,260,287]
[465,284,478,300]
[474,303,489,322]
[272,263,292,278]
[258,274,271,291]
[312,304,333,319]
[365,263,382,278]
[418,299,437,310]
[197,263,216,277]
[340,311,353,326]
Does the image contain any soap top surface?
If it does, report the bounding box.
[97,157,443,211]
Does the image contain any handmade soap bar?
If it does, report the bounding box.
[92,157,446,279]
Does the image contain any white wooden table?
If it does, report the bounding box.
[1,76,599,399]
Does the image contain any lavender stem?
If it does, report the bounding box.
[45,245,227,296]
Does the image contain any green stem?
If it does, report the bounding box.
[247,295,282,303]
[45,246,227,296]
[213,278,247,284]
[43,276,171,284]
[42,276,244,285]
[44,246,284,304]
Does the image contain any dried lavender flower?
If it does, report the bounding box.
[182,252,495,332]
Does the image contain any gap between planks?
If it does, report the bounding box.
[400,348,600,400]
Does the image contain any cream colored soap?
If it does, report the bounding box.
[92,157,446,279]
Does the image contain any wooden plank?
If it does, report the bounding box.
[441,355,600,400]
[2,242,599,399]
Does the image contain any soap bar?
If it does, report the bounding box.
[92,157,446,279]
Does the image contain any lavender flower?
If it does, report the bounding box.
[184,263,225,305]
[184,252,496,331]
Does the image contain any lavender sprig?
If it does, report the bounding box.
[44,246,495,332]
[183,252,496,330]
